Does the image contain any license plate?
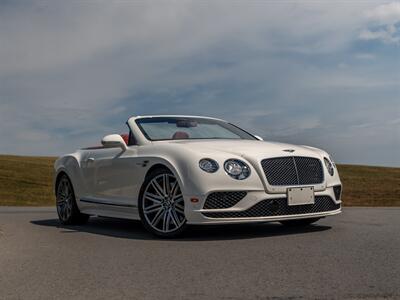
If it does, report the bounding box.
[287,187,315,206]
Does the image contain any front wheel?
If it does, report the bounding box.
[280,217,321,227]
[138,169,187,238]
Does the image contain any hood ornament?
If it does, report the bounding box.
[283,149,295,153]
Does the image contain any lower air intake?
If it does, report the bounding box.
[333,185,342,200]
[202,196,339,218]
[203,191,247,209]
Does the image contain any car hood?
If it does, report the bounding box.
[162,139,325,160]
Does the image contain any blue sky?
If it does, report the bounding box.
[0,1,399,166]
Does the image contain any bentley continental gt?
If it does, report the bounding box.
[54,115,342,237]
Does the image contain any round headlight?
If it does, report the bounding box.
[199,158,219,173]
[324,157,334,176]
[224,159,251,180]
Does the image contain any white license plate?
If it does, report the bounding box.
[287,187,315,206]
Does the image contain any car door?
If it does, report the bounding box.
[86,147,140,206]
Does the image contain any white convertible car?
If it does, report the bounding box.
[54,115,342,237]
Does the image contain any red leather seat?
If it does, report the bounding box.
[120,134,129,144]
[172,131,189,139]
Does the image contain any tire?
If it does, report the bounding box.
[280,217,320,227]
[56,174,89,225]
[138,168,187,238]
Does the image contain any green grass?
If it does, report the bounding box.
[0,155,399,206]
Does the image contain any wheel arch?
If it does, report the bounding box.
[145,163,173,177]
[140,157,187,196]
[53,154,84,200]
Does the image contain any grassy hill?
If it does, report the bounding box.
[0,155,399,206]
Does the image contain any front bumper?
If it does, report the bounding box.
[184,186,341,225]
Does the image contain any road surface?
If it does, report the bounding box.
[0,207,399,299]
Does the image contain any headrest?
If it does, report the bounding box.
[172,131,189,139]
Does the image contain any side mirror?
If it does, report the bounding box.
[254,135,264,141]
[101,134,127,151]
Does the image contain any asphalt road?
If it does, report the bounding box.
[0,207,399,300]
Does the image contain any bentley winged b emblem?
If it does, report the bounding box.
[283,149,295,153]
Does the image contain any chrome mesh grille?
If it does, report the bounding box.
[261,156,324,186]
[202,196,339,218]
[203,191,247,209]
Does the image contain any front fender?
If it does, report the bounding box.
[53,153,86,201]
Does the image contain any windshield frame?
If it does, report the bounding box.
[135,117,257,142]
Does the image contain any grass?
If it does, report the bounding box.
[337,164,400,206]
[0,155,56,206]
[0,155,399,206]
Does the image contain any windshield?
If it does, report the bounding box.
[135,117,256,141]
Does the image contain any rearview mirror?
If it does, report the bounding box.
[101,134,127,151]
[176,119,198,128]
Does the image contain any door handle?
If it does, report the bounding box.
[86,157,95,163]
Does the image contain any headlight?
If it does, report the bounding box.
[224,159,251,180]
[199,158,219,173]
[324,157,334,176]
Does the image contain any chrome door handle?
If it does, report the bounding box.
[86,157,95,163]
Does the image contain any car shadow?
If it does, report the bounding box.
[31,217,331,241]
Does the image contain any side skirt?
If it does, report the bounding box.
[79,198,140,220]
[80,198,136,208]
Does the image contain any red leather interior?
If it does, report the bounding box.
[172,131,189,139]
[120,134,129,144]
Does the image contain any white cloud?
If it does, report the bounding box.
[0,1,376,74]
[366,1,400,24]
[359,2,400,45]
[0,1,399,166]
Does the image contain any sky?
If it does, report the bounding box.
[0,1,399,167]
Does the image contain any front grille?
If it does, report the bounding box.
[261,156,324,186]
[203,191,247,209]
[333,185,342,200]
[202,196,339,218]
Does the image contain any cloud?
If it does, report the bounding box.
[354,53,376,60]
[359,2,400,45]
[366,1,400,24]
[0,1,399,167]
[359,24,400,44]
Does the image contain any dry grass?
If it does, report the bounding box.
[337,164,400,206]
[0,155,399,206]
[0,155,56,206]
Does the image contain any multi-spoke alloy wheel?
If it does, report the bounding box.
[56,174,89,225]
[56,176,73,222]
[139,169,186,237]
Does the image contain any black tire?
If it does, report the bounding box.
[138,168,187,238]
[280,217,320,227]
[56,174,89,225]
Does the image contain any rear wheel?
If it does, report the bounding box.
[139,168,187,238]
[280,217,320,227]
[56,174,89,225]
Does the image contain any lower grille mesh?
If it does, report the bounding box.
[202,196,339,218]
[203,191,247,209]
